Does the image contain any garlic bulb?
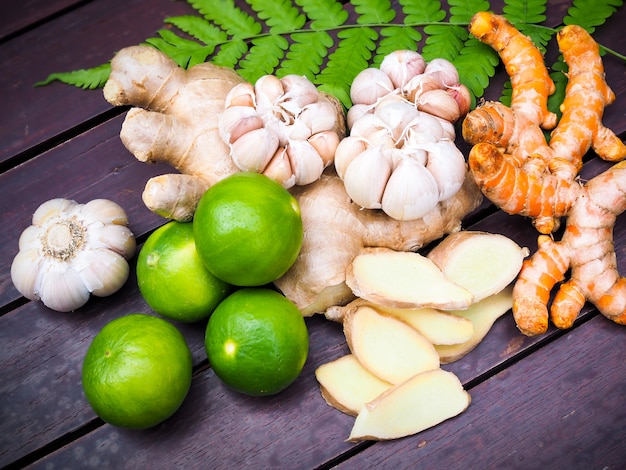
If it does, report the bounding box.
[219,74,346,188]
[11,198,136,312]
[336,50,471,221]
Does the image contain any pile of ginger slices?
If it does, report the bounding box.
[316,230,529,441]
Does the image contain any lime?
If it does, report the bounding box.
[137,221,232,323]
[82,314,193,429]
[193,172,303,286]
[205,288,309,396]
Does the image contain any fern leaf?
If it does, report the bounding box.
[502,0,547,25]
[563,0,623,33]
[35,63,111,89]
[188,0,262,38]
[277,31,333,79]
[212,39,249,68]
[315,27,379,108]
[352,0,397,24]
[399,0,447,23]
[453,37,499,106]
[144,29,213,68]
[422,24,467,62]
[448,0,491,23]
[546,58,568,120]
[247,0,306,33]
[165,15,228,46]
[516,23,554,54]
[372,26,423,66]
[237,35,289,83]
[294,0,349,29]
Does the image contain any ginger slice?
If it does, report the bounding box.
[346,248,473,310]
[436,286,513,363]
[427,231,528,303]
[343,305,440,384]
[348,368,471,441]
[315,354,392,416]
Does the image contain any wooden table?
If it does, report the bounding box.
[1,1,624,468]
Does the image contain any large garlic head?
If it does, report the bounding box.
[11,198,136,312]
[336,96,467,221]
[219,74,346,188]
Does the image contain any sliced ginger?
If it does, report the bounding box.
[343,305,440,384]
[348,368,471,441]
[315,354,391,416]
[427,231,528,303]
[346,248,474,310]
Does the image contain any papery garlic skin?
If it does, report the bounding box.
[338,51,471,221]
[10,198,136,312]
[219,74,346,188]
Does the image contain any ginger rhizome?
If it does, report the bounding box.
[104,46,245,221]
[462,12,626,335]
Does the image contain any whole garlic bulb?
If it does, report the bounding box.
[219,74,346,188]
[11,198,136,312]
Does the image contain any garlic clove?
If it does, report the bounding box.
[286,118,313,141]
[380,50,426,89]
[349,113,392,146]
[350,68,394,106]
[89,223,136,259]
[230,127,280,173]
[32,198,73,226]
[254,75,284,113]
[347,104,373,129]
[10,247,43,301]
[17,225,42,250]
[225,82,256,108]
[80,199,129,226]
[424,58,460,87]
[219,106,264,144]
[308,130,340,167]
[343,145,392,209]
[404,73,444,103]
[279,75,319,113]
[421,140,468,201]
[38,260,91,312]
[299,99,340,134]
[403,111,447,146]
[287,139,325,186]
[73,248,130,297]
[381,157,439,221]
[417,89,462,123]
[334,136,368,180]
[446,83,472,119]
[375,101,421,142]
[263,146,296,188]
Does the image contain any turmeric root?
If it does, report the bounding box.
[513,161,626,335]
[463,14,626,234]
[104,46,245,221]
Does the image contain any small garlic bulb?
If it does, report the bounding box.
[219,74,346,188]
[11,198,136,312]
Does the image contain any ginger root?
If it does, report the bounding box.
[104,46,245,221]
[462,13,626,335]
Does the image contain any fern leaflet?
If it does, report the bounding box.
[188,0,261,38]
[563,0,623,33]
[238,36,290,82]
[352,0,397,24]
[398,0,447,23]
[277,31,334,79]
[294,0,349,29]
[35,63,111,90]
[372,26,423,66]
[247,0,306,33]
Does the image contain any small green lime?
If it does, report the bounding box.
[193,172,303,286]
[205,288,309,396]
[137,221,232,322]
[82,314,193,429]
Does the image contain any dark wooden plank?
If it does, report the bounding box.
[0,115,172,307]
[0,0,194,164]
[0,0,84,41]
[332,316,626,469]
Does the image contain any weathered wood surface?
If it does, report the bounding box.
[1,0,625,468]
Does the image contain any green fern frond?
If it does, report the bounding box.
[277,31,334,79]
[165,15,228,45]
[502,0,547,25]
[546,58,568,120]
[294,0,349,29]
[448,0,491,23]
[237,35,290,82]
[212,39,249,68]
[144,29,213,68]
[453,37,499,107]
[372,26,423,66]
[422,24,467,62]
[563,0,623,33]
[247,0,306,33]
[315,27,379,108]
[35,63,111,89]
[188,0,261,38]
[398,0,447,23]
[352,0,397,24]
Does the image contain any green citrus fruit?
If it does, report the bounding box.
[82,314,193,429]
[193,172,303,286]
[205,288,309,396]
[137,221,232,323]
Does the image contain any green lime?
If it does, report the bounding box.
[82,314,193,429]
[137,221,232,323]
[193,172,303,286]
[205,288,309,396]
